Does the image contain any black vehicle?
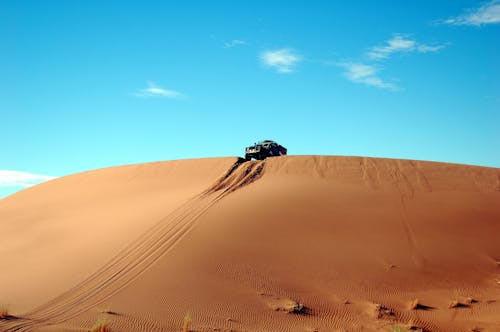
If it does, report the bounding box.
[245,140,287,161]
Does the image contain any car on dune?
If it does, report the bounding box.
[244,140,287,161]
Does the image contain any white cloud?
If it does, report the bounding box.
[416,44,446,53]
[339,62,397,90]
[223,39,247,48]
[367,34,445,60]
[260,49,301,73]
[0,170,56,188]
[367,35,416,60]
[445,0,500,26]
[133,82,183,98]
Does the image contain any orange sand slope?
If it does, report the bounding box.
[1,156,499,332]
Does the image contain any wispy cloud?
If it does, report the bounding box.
[367,34,445,60]
[223,39,247,48]
[338,34,444,90]
[367,35,416,60]
[445,0,500,26]
[0,170,56,188]
[260,49,301,73]
[338,62,397,90]
[133,82,184,98]
[416,44,446,53]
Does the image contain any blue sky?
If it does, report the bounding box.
[1,1,499,198]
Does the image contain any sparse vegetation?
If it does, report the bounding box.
[288,302,305,314]
[263,295,308,315]
[100,308,118,315]
[90,316,110,332]
[386,263,396,271]
[0,305,9,319]
[390,319,425,332]
[409,298,433,311]
[465,297,478,305]
[273,300,306,314]
[99,304,113,315]
[392,325,423,332]
[374,303,394,319]
[182,313,191,332]
[392,325,411,332]
[449,299,469,309]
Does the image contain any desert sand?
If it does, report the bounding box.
[1,156,499,332]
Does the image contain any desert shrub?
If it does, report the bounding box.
[90,317,110,332]
[0,305,9,319]
[182,313,192,332]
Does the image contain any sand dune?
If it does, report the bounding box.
[1,156,499,332]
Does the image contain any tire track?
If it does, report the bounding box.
[386,160,425,269]
[0,158,265,332]
[408,160,432,193]
[360,157,380,190]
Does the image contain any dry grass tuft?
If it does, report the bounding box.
[392,325,411,332]
[386,263,396,271]
[374,303,394,319]
[99,303,119,315]
[0,305,10,320]
[287,301,306,314]
[449,300,469,309]
[182,313,191,332]
[409,299,433,311]
[403,319,425,331]
[90,317,110,332]
[388,319,427,332]
[271,299,307,314]
[465,297,478,305]
[409,299,420,310]
[0,307,9,319]
[100,308,118,315]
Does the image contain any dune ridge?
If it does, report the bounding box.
[1,156,499,331]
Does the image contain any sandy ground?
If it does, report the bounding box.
[0,156,499,332]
